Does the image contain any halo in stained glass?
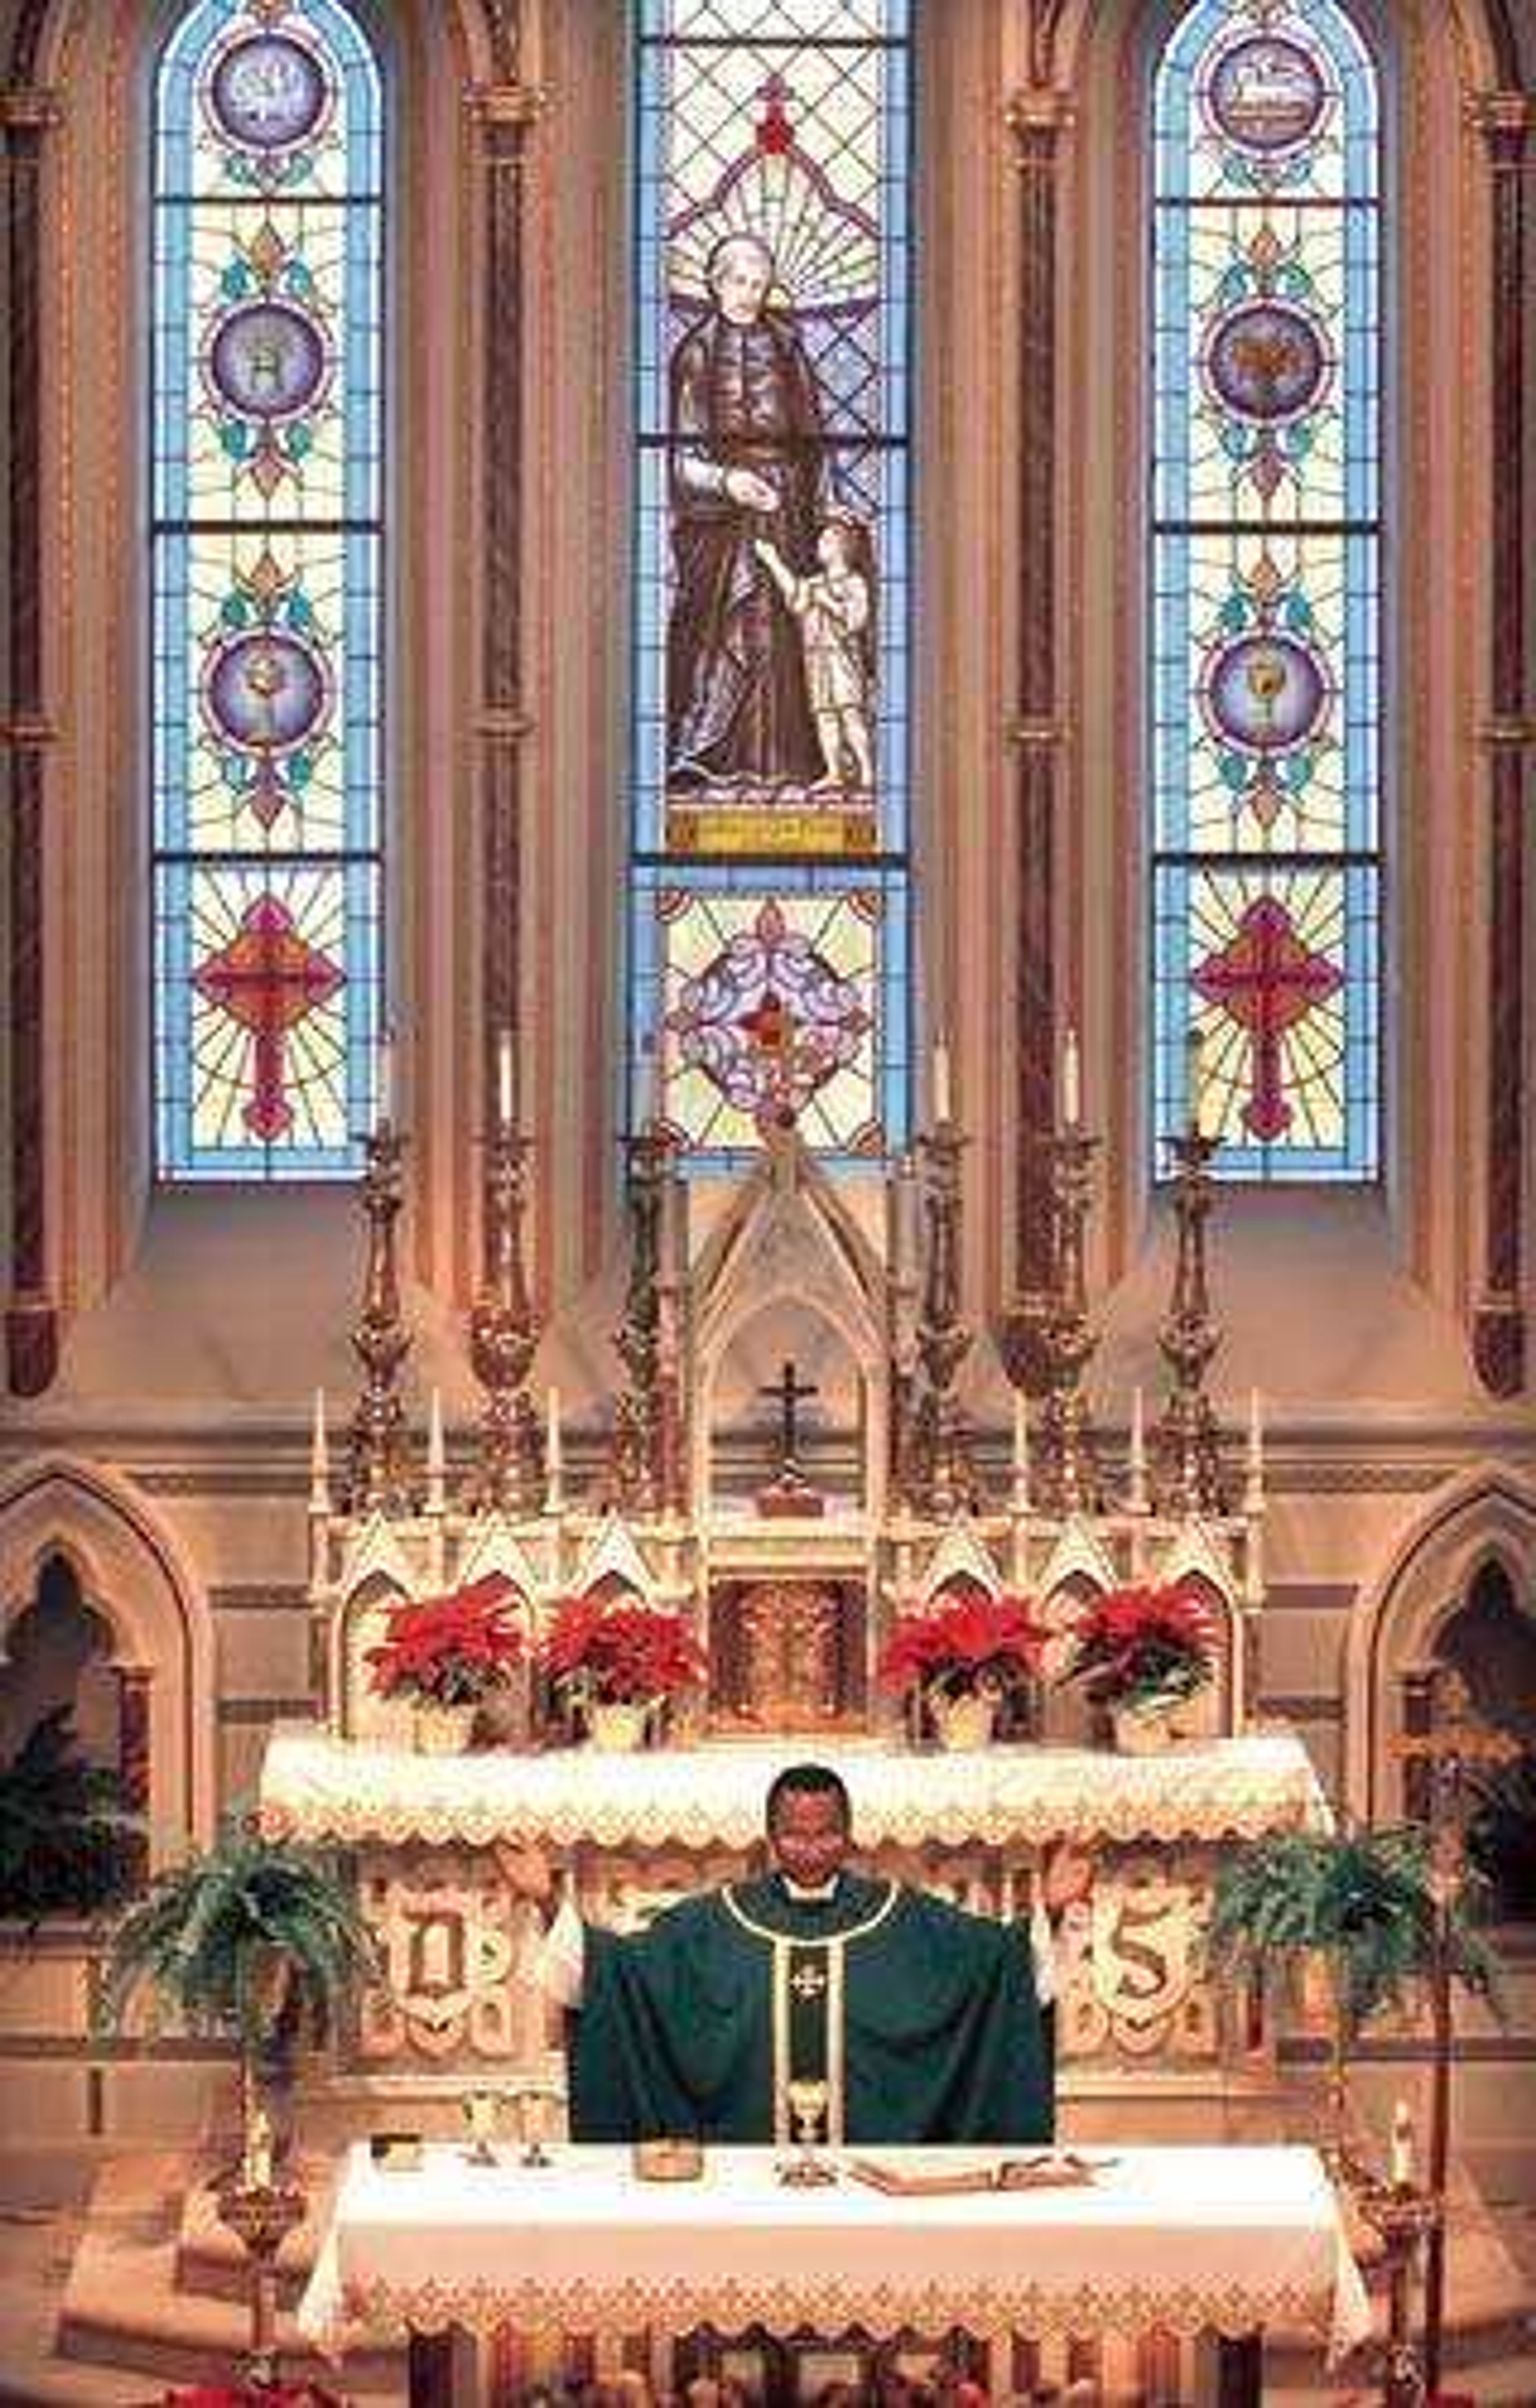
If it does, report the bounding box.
[1203,36,1329,155]
[1202,300,1330,424]
[205,300,330,422]
[1202,632,1329,756]
[204,31,332,154]
[202,629,331,756]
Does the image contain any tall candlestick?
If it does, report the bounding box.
[932,1034,952,1125]
[497,1028,516,1129]
[376,1028,396,1131]
[1060,1025,1081,1131]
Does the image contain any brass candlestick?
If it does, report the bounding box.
[344,1121,414,1514]
[1392,1671,1518,2399]
[213,2164,308,2392]
[907,1116,980,1515]
[467,1120,544,1512]
[1153,1127,1226,1515]
[1015,1127,1102,1516]
[1356,2171,1438,2407]
[610,1123,676,1516]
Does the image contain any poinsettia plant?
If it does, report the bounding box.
[877,1587,1046,1709]
[540,1595,706,1710]
[365,1572,525,1709]
[1062,1582,1218,1714]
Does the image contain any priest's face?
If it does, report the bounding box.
[768,1787,852,1889]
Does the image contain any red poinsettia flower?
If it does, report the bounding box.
[365,1572,526,1708]
[541,1597,706,1707]
[1064,1581,1218,1710]
[877,1587,1045,1704]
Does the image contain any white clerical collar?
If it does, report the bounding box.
[780,1874,840,1903]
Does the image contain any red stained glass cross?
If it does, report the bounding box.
[1192,895,1342,1141]
[193,895,345,1143]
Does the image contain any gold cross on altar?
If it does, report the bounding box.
[790,1962,828,2000]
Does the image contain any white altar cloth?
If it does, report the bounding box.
[261,1728,1328,1852]
[298,2141,1371,2364]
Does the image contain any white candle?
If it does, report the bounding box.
[640,1039,660,1130]
[1060,1025,1081,1130]
[244,2108,273,2191]
[310,1387,328,1479]
[1186,1024,1206,1137]
[1012,1388,1031,1499]
[497,1028,516,1129]
[932,1034,952,1125]
[1248,1385,1264,1468]
[427,1387,445,1481]
[1390,2098,1414,2188]
[546,1387,563,1485]
[377,1028,396,1131]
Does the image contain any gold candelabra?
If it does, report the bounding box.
[1003,1126,1102,1515]
[1153,1126,1226,1515]
[908,1115,979,1515]
[1356,2164,1438,2408]
[467,1118,544,1512]
[610,1121,680,1516]
[344,1121,415,1514]
[1391,1669,1518,2399]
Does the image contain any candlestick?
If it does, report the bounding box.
[497,1027,516,1129]
[1060,1025,1081,1131]
[932,1034,952,1125]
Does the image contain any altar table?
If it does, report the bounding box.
[297,2141,1371,2406]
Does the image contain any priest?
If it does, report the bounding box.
[496,1762,1091,2149]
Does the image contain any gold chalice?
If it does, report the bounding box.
[462,2086,501,2167]
[514,2082,560,2168]
[779,2078,836,2187]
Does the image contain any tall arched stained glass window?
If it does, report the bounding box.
[1152,2,1380,1179]
[631,0,911,1160]
[152,0,384,1179]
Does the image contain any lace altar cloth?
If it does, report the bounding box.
[297,2141,1371,2365]
[259,1728,1329,1852]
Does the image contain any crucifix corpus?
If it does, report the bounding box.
[756,1358,826,1519]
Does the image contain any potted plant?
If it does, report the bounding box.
[877,1587,1045,1749]
[0,1705,142,1928]
[1061,1581,1218,1753]
[365,1571,526,1753]
[100,1815,381,2166]
[1208,1823,1499,2162]
[540,1594,706,1750]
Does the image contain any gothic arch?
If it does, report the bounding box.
[0,1454,216,1847]
[1343,1463,1536,1823]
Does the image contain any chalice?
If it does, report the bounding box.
[462,2086,501,2167]
[780,2078,836,2187]
[514,2082,559,2168]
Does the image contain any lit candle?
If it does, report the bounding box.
[1060,1025,1081,1131]
[497,1027,516,1129]
[376,1028,396,1131]
[932,1034,952,1125]
[1186,1024,1206,1137]
[1390,2098,1414,2188]
[244,2106,273,2192]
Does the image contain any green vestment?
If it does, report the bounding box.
[568,1873,1054,2147]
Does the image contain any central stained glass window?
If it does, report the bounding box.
[630,0,912,1161]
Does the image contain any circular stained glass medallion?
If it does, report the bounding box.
[206,301,330,424]
[203,631,330,756]
[206,33,331,155]
[1202,634,1328,755]
[1205,37,1328,156]
[1202,301,1330,425]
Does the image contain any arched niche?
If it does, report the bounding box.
[0,1457,215,1851]
[1344,1464,1536,1824]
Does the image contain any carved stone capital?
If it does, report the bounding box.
[1005,83,1075,160]
[1,86,62,135]
[468,81,549,132]
[1467,88,1534,156]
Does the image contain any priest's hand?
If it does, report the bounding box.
[494,1840,557,1918]
[1040,1840,1095,1922]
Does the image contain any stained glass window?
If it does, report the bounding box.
[632,0,911,1162]
[1152,1,1380,1179]
[152,0,384,1179]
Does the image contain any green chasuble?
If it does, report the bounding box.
[568,1874,1053,2148]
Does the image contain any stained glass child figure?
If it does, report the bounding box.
[754,510,876,794]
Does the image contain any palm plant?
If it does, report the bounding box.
[100,1816,381,2142]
